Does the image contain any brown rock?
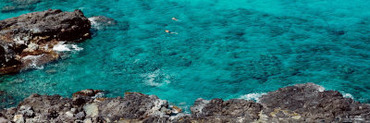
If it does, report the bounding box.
[0,9,91,74]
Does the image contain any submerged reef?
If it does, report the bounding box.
[0,83,368,122]
[1,0,41,13]
[0,9,91,74]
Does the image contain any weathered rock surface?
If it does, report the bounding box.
[0,9,91,74]
[259,83,370,122]
[0,83,369,122]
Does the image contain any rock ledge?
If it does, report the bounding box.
[0,9,91,74]
[0,83,369,122]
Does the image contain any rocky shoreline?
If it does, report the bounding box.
[0,83,369,122]
[1,9,369,123]
[0,9,91,75]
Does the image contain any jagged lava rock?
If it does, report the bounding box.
[0,83,369,122]
[0,90,184,122]
[259,83,370,122]
[189,98,263,122]
[0,9,91,74]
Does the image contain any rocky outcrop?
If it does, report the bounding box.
[0,9,91,74]
[0,90,185,122]
[188,98,263,122]
[259,83,370,122]
[0,83,369,122]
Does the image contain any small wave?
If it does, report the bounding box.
[141,69,171,87]
[88,17,99,28]
[53,42,83,52]
[340,91,354,99]
[239,93,266,102]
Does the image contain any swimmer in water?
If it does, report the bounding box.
[172,17,179,21]
[165,30,178,34]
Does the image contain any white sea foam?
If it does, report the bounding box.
[53,42,71,51]
[71,44,84,51]
[88,17,98,27]
[21,55,44,69]
[53,42,83,52]
[239,93,266,102]
[88,17,102,30]
[341,92,354,99]
[141,69,171,87]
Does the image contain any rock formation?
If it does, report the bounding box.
[0,9,91,74]
[0,83,368,122]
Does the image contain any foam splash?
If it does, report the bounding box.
[239,93,266,102]
[341,92,354,99]
[141,69,171,87]
[88,17,99,28]
[21,55,45,70]
[53,42,83,52]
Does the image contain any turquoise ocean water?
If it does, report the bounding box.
[0,0,369,110]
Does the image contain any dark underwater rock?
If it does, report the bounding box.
[0,91,15,109]
[0,9,91,75]
[0,83,369,122]
[0,91,184,122]
[1,5,35,13]
[10,0,41,5]
[1,0,41,13]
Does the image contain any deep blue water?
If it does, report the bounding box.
[0,0,369,110]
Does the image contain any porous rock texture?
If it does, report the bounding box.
[0,83,369,122]
[0,9,91,74]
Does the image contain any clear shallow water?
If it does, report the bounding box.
[0,0,369,110]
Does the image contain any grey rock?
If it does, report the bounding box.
[18,106,34,118]
[190,98,263,122]
[259,83,370,122]
[0,83,368,122]
[11,0,41,5]
[0,9,91,75]
[0,117,9,123]
[75,112,85,120]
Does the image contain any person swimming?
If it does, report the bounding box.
[165,30,178,34]
[172,17,179,21]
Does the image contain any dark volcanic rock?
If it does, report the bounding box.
[0,9,91,74]
[190,98,263,122]
[259,83,370,122]
[0,83,369,122]
[0,91,15,109]
[0,91,185,122]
